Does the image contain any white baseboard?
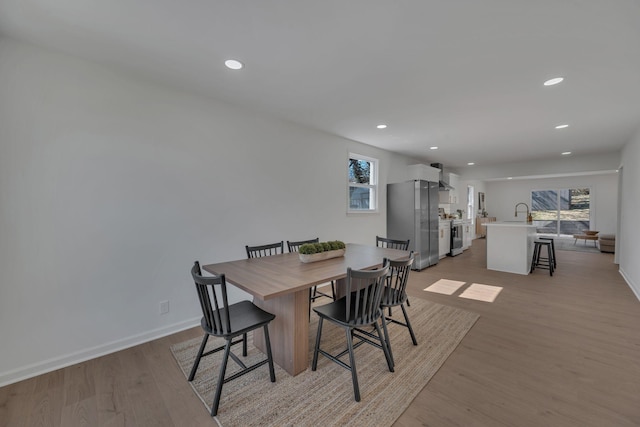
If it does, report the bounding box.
[618,267,640,301]
[0,317,201,388]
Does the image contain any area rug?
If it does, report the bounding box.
[423,278,467,295]
[170,297,479,427]
[539,236,601,254]
[459,283,503,302]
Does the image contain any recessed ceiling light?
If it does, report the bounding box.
[561,151,572,155]
[376,124,387,129]
[430,146,438,150]
[467,162,475,166]
[555,124,569,129]
[507,177,513,180]
[224,59,243,70]
[544,77,564,86]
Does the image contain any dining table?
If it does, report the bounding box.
[202,243,410,376]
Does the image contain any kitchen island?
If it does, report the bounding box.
[485,222,537,275]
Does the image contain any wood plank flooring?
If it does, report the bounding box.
[1,238,639,426]
[397,238,640,427]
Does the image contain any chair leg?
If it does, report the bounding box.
[380,314,394,368]
[308,288,313,320]
[330,281,336,300]
[374,321,394,373]
[406,298,411,307]
[530,243,540,272]
[188,334,209,381]
[401,304,418,346]
[311,317,324,371]
[346,328,361,402]
[242,333,247,357]
[262,325,276,382]
[211,339,232,417]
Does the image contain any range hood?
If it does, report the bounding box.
[430,163,455,190]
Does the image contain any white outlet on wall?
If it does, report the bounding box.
[159,300,169,315]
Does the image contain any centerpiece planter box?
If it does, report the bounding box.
[299,248,346,263]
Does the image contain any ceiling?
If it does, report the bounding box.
[1,1,639,171]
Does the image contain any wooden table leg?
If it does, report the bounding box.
[252,289,309,376]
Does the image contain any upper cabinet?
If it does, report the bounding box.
[406,164,440,182]
[439,172,459,204]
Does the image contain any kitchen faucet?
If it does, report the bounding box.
[514,202,532,222]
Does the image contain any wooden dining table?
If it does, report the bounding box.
[202,243,409,376]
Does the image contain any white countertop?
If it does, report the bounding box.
[486,221,537,228]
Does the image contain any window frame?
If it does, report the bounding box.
[347,153,379,214]
[530,187,592,236]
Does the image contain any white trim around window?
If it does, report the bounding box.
[347,153,379,213]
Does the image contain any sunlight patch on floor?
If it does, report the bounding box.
[424,279,466,295]
[424,279,503,302]
[458,283,503,302]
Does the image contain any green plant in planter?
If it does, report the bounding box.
[299,240,345,255]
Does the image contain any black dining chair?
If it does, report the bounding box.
[188,261,276,416]
[287,238,336,312]
[246,241,284,259]
[376,236,412,307]
[311,262,394,402]
[379,254,418,365]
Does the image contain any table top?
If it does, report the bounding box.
[201,243,409,300]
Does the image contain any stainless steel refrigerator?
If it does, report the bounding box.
[387,180,439,270]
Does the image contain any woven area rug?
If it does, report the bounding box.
[170,297,479,427]
[539,235,601,253]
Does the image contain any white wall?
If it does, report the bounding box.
[485,174,618,234]
[0,38,421,385]
[462,152,620,181]
[450,179,487,215]
[619,130,640,299]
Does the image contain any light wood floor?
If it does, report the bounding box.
[1,239,639,426]
[397,239,640,427]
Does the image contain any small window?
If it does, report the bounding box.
[348,153,378,212]
[467,185,474,220]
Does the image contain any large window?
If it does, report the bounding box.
[531,188,591,235]
[348,154,378,212]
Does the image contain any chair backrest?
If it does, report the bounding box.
[246,241,284,258]
[344,262,390,326]
[287,238,319,253]
[376,236,410,251]
[191,261,232,335]
[383,253,415,306]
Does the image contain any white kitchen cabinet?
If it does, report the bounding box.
[448,173,459,203]
[485,222,537,275]
[406,164,440,182]
[462,220,473,250]
[438,172,460,204]
[439,222,451,258]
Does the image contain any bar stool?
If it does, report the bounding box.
[531,241,554,276]
[538,237,556,269]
